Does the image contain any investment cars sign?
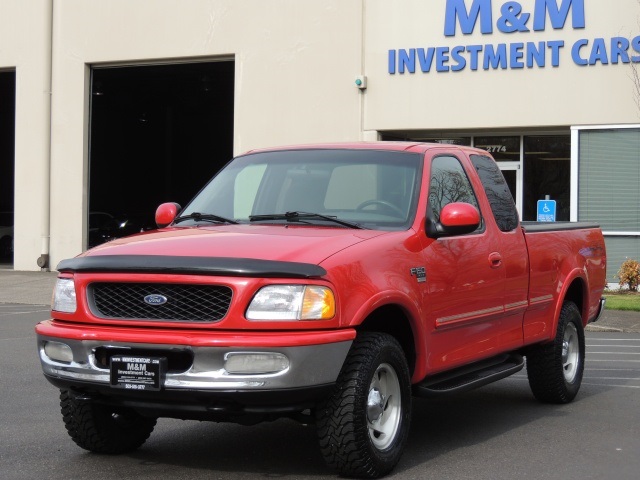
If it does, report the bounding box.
[388,0,640,74]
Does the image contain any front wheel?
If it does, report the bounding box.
[60,389,157,453]
[316,332,411,478]
[526,301,585,403]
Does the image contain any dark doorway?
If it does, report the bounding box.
[0,71,16,265]
[88,61,234,248]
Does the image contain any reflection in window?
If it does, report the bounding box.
[471,155,519,231]
[428,156,479,223]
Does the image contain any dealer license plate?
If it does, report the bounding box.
[110,356,167,391]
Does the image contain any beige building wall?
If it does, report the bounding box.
[3,0,640,271]
[0,0,52,271]
[19,0,364,270]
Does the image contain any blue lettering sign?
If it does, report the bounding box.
[547,40,564,67]
[611,37,630,64]
[418,48,436,72]
[387,2,640,75]
[527,41,546,67]
[533,0,585,31]
[510,42,525,68]
[445,0,585,36]
[444,0,493,36]
[467,45,483,70]
[497,2,530,33]
[451,46,467,71]
[632,35,640,63]
[399,49,416,73]
[589,38,609,65]
[484,43,508,69]
[571,39,588,65]
[436,47,451,71]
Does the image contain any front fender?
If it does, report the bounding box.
[349,289,429,383]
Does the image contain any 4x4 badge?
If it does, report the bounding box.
[410,267,426,283]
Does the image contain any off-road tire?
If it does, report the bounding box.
[316,332,411,478]
[60,389,156,453]
[526,301,585,403]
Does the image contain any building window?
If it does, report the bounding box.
[473,136,520,162]
[419,137,471,146]
[579,128,640,281]
[523,136,571,221]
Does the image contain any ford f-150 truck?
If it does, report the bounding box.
[36,142,606,478]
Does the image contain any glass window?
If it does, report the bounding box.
[579,129,640,231]
[473,136,520,161]
[182,149,422,231]
[234,164,267,218]
[523,136,570,221]
[428,155,480,224]
[579,128,640,281]
[420,137,471,146]
[471,155,519,232]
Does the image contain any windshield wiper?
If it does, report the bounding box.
[249,211,363,229]
[173,212,239,225]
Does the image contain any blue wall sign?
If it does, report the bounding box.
[537,200,557,222]
[388,0,640,75]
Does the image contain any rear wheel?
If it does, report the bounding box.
[316,332,411,478]
[60,389,156,453]
[526,301,585,403]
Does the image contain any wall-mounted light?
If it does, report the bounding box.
[92,81,104,96]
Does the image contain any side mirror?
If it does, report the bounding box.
[155,202,181,228]
[441,202,480,229]
[427,202,480,238]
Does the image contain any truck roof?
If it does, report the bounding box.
[242,141,489,156]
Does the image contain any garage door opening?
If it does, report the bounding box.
[88,61,234,248]
[0,70,15,267]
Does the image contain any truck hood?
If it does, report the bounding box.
[78,224,388,266]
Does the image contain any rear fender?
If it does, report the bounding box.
[550,269,588,338]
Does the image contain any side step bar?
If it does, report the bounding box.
[413,353,524,398]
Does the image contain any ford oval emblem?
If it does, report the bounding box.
[144,294,168,306]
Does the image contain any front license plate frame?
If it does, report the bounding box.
[110,355,167,391]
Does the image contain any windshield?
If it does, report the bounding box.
[180,149,422,230]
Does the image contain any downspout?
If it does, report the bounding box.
[359,0,377,142]
[37,0,53,270]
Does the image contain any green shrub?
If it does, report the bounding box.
[616,258,640,292]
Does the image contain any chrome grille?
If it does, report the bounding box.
[89,283,232,322]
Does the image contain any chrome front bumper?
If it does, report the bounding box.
[37,335,352,391]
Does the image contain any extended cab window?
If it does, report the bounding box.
[427,155,480,224]
[470,154,519,232]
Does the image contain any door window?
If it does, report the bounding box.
[427,155,480,224]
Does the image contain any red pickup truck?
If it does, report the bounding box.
[36,143,606,478]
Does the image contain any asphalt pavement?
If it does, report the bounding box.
[0,266,639,333]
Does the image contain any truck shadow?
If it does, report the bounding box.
[124,375,605,478]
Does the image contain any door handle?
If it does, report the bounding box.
[489,252,502,269]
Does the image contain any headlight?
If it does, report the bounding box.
[246,285,335,321]
[52,278,77,313]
